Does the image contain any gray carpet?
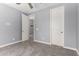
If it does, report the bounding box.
[0,40,78,56]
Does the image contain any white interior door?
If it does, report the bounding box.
[22,14,29,41]
[51,6,64,46]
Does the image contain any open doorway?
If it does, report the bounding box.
[50,6,64,47]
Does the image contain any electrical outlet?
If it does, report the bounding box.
[36,28,39,31]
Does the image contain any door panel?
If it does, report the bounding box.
[51,6,64,46]
[22,14,29,41]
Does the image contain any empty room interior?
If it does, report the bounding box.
[0,3,79,56]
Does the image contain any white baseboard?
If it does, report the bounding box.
[64,46,79,55]
[64,47,77,51]
[34,39,50,45]
[22,39,28,41]
[0,40,23,48]
[76,49,79,56]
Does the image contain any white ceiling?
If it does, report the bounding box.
[6,3,32,13]
[5,3,60,14]
[29,3,60,13]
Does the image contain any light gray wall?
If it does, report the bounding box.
[34,8,50,43]
[77,4,79,49]
[34,3,78,48]
[64,4,77,48]
[0,4,22,45]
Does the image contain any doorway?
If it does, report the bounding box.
[22,14,30,41]
[50,6,64,47]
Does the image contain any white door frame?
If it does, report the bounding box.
[50,8,53,45]
[50,6,64,46]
